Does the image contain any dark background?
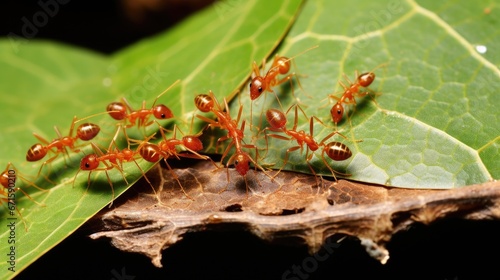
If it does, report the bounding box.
[2,1,500,279]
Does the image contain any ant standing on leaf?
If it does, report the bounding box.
[249,45,318,107]
[262,104,355,185]
[136,121,211,200]
[106,79,180,132]
[25,111,117,177]
[73,126,155,207]
[248,46,318,128]
[1,162,47,231]
[328,63,387,126]
[194,91,274,191]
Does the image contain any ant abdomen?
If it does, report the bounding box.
[139,143,162,163]
[76,123,100,141]
[358,72,375,87]
[26,144,46,162]
[106,102,127,120]
[265,109,287,129]
[275,57,291,74]
[324,142,352,161]
[183,136,203,152]
[194,94,214,113]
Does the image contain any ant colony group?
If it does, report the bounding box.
[2,46,384,229]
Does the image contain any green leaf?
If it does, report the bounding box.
[0,0,303,277]
[230,0,499,188]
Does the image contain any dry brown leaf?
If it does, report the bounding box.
[89,159,500,268]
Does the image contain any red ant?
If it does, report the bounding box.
[263,105,353,183]
[1,162,46,230]
[106,79,180,129]
[26,111,114,176]
[73,128,156,206]
[194,91,270,181]
[249,46,318,108]
[328,64,386,125]
[136,123,210,200]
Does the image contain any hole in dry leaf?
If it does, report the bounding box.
[223,203,243,212]
[390,210,413,227]
[280,208,305,216]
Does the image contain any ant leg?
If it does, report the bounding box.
[163,158,194,200]
[80,162,117,207]
[284,104,309,132]
[6,162,49,192]
[216,152,243,194]
[273,74,297,109]
[32,132,50,145]
[305,157,322,188]
[319,150,351,184]
[264,132,290,159]
[252,92,271,134]
[313,107,363,144]
[35,150,60,179]
[6,201,28,231]
[120,97,135,116]
[15,187,46,207]
[233,102,243,127]
[219,141,235,167]
[251,61,261,79]
[102,170,116,207]
[272,145,301,179]
[65,116,78,140]
[17,173,48,193]
[341,73,354,88]
[287,103,309,120]
[195,114,224,130]
[131,159,166,206]
[290,58,312,99]
[94,161,120,207]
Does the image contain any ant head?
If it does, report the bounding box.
[153,104,174,120]
[330,103,344,124]
[80,154,99,170]
[275,57,291,74]
[26,143,47,162]
[183,136,203,152]
[107,102,127,120]
[358,72,375,87]
[266,109,287,129]
[139,143,161,163]
[249,76,265,100]
[233,152,250,176]
[194,94,214,113]
[76,123,100,141]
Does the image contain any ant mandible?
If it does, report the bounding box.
[106,79,180,129]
